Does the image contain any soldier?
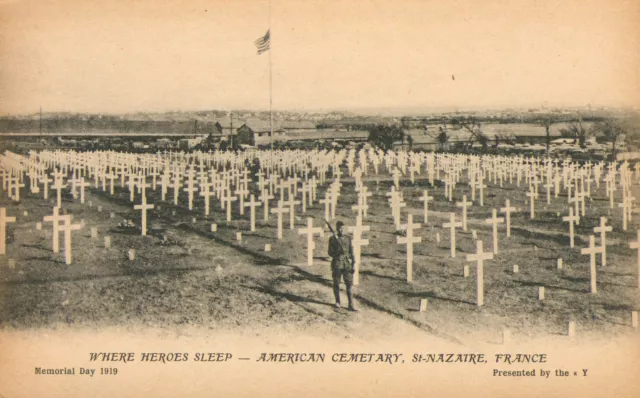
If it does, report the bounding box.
[328,221,357,311]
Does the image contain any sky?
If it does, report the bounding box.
[0,0,639,115]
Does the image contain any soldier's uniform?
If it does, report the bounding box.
[328,231,356,310]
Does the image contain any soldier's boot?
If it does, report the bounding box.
[333,284,341,307]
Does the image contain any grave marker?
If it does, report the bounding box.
[298,217,324,266]
[397,214,422,283]
[630,230,640,289]
[456,195,471,231]
[443,213,462,258]
[485,209,505,254]
[581,235,603,294]
[43,207,64,253]
[562,208,579,248]
[60,214,82,265]
[466,240,494,306]
[593,217,612,266]
[500,199,518,238]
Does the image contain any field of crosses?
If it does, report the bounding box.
[0,147,639,343]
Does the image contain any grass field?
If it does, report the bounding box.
[0,156,638,345]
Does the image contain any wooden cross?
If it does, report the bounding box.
[466,240,493,306]
[574,190,586,218]
[297,217,324,266]
[59,214,82,265]
[40,174,53,200]
[581,235,604,294]
[299,183,310,213]
[199,181,215,216]
[351,196,367,220]
[485,209,505,254]
[443,213,463,258]
[419,190,433,224]
[499,199,518,238]
[618,200,629,231]
[43,207,64,253]
[526,189,536,220]
[347,216,370,286]
[11,177,25,202]
[270,200,289,240]
[319,193,332,221]
[244,194,262,232]
[476,179,487,206]
[456,195,472,231]
[170,175,181,205]
[388,192,406,230]
[76,177,90,204]
[259,189,274,222]
[52,175,66,208]
[397,214,422,283]
[544,179,553,204]
[629,230,640,289]
[593,217,612,266]
[562,207,579,248]
[225,193,238,222]
[359,186,372,217]
[0,208,16,255]
[235,185,249,215]
[285,197,301,229]
[126,174,137,202]
[183,178,199,211]
[134,195,155,236]
[105,171,117,195]
[618,195,634,231]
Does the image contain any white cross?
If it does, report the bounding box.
[244,194,262,232]
[270,200,289,240]
[297,217,324,266]
[183,179,199,211]
[397,214,422,283]
[52,175,66,208]
[485,209,505,254]
[259,189,275,222]
[199,181,215,216]
[476,179,487,206]
[43,207,65,253]
[419,190,434,224]
[499,199,518,238]
[351,196,367,220]
[593,217,612,266]
[456,195,472,231]
[235,185,249,215]
[581,235,603,294]
[284,195,300,229]
[525,189,536,220]
[629,230,640,289]
[225,193,238,222]
[466,240,493,307]
[443,213,463,258]
[562,207,579,248]
[40,174,53,200]
[0,208,16,255]
[134,195,155,236]
[60,214,83,265]
[76,177,90,204]
[347,216,370,286]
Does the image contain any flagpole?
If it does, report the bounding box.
[268,0,274,170]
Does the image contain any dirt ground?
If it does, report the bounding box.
[0,164,639,346]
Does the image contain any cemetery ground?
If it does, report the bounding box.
[0,172,639,346]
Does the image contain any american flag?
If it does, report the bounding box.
[254,29,270,55]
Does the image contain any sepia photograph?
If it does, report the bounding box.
[0,0,639,396]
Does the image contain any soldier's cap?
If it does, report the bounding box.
[336,221,344,228]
